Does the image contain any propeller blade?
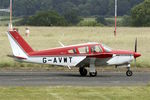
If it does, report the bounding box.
[134,38,137,69]
[135,38,137,52]
[134,58,136,68]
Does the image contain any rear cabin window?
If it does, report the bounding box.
[91,45,103,53]
[78,46,89,54]
[68,48,77,54]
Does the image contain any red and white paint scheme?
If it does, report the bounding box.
[7,30,141,77]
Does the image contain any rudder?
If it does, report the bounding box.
[7,30,34,58]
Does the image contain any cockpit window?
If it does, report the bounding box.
[101,44,112,52]
[91,45,103,53]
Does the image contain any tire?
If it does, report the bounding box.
[126,70,133,76]
[89,71,97,77]
[79,67,87,76]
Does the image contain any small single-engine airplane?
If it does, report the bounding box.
[7,30,141,77]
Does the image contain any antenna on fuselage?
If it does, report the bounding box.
[58,41,65,47]
[58,33,65,47]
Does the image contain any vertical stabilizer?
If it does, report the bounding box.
[7,31,34,58]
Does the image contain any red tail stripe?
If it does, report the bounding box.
[9,31,34,53]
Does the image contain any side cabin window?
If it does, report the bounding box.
[91,45,103,53]
[78,46,89,54]
[68,48,77,54]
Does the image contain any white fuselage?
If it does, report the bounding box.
[20,54,134,67]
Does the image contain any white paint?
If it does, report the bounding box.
[107,55,134,65]
[7,32,28,58]
[115,0,117,16]
[26,56,86,66]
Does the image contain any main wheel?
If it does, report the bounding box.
[79,67,87,76]
[126,70,133,76]
[89,71,97,77]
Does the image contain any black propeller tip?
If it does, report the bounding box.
[135,38,137,52]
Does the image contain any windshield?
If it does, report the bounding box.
[101,44,112,52]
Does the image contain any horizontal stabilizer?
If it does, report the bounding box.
[7,55,27,59]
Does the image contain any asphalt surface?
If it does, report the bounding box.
[0,71,150,86]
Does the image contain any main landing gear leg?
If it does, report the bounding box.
[126,64,133,77]
[89,58,97,77]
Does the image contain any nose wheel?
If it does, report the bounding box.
[126,70,133,76]
[126,66,133,76]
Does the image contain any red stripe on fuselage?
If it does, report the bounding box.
[111,50,134,55]
[87,53,113,58]
[9,31,34,53]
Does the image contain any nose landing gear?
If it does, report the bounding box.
[126,64,133,77]
[126,70,133,76]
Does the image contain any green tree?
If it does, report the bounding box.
[96,16,107,25]
[0,0,145,17]
[19,11,67,26]
[121,15,132,26]
[131,0,150,26]
[64,10,81,25]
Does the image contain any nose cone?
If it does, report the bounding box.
[134,52,141,58]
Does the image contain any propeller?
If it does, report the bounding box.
[134,38,137,68]
[135,38,137,53]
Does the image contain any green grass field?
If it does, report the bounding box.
[0,26,150,68]
[0,86,150,100]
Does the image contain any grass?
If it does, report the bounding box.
[78,17,102,26]
[105,17,124,26]
[0,86,149,100]
[82,17,124,26]
[83,17,96,21]
[0,26,150,68]
[105,17,123,22]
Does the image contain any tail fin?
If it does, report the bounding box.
[7,30,34,58]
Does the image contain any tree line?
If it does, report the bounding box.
[18,10,81,26]
[0,0,143,17]
[0,0,149,26]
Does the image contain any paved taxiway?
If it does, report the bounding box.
[0,71,149,86]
